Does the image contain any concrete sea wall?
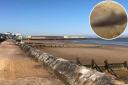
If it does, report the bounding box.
[18,43,122,85]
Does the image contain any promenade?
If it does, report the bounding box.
[0,40,63,85]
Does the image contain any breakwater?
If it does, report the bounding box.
[18,43,123,85]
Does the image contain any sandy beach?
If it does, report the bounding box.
[39,43,128,81]
[40,43,128,65]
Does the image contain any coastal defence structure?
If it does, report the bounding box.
[24,35,86,40]
[18,42,123,85]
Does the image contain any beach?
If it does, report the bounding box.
[40,43,128,65]
[22,38,128,82]
[39,43,128,81]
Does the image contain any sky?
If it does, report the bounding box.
[0,0,128,37]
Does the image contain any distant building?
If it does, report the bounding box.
[24,35,86,40]
[27,36,64,40]
[64,35,86,39]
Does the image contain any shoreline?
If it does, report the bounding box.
[38,42,128,81]
[39,43,128,65]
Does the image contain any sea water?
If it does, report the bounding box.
[70,38,128,46]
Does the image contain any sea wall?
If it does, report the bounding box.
[18,43,121,85]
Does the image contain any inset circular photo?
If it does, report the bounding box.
[90,1,127,40]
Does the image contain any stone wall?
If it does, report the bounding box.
[18,43,123,85]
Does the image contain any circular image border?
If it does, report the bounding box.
[89,0,128,40]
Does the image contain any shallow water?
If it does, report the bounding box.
[69,38,128,46]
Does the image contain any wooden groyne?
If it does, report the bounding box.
[17,42,124,85]
[83,59,128,78]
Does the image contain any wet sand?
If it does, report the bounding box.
[40,43,128,81]
[41,43,128,65]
